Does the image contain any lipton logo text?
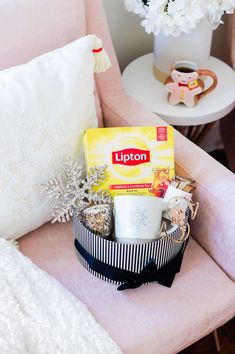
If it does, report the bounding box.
[112,148,150,166]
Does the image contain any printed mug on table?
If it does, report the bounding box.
[165,61,218,108]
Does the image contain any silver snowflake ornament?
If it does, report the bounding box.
[43,157,112,223]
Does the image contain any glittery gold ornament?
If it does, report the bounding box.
[81,204,113,237]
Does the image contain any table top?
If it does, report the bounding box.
[122,54,235,126]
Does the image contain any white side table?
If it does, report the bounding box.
[122,54,235,144]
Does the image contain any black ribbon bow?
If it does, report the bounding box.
[74,238,187,291]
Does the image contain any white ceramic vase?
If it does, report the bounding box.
[153,20,214,83]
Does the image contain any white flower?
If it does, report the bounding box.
[141,0,205,36]
[207,0,235,26]
[124,0,148,17]
[124,0,235,36]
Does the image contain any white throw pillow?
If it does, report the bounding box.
[0,35,99,239]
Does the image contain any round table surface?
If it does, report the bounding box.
[122,54,235,126]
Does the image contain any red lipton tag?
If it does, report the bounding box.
[156,127,168,141]
[112,148,150,166]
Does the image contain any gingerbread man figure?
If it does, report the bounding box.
[165,69,203,108]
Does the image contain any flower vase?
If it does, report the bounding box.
[153,20,214,83]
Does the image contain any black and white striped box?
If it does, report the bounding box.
[73,217,185,285]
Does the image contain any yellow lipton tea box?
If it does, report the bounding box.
[83,126,174,197]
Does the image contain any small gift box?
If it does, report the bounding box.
[73,214,189,290]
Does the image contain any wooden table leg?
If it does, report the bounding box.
[175,126,188,135]
[189,125,203,142]
[213,329,221,352]
[186,126,194,139]
[193,121,217,145]
[174,121,216,145]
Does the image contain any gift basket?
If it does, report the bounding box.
[44,126,199,290]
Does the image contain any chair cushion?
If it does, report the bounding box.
[19,222,235,354]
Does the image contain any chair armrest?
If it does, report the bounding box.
[100,91,235,282]
[86,0,235,281]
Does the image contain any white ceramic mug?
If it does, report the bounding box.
[114,195,165,243]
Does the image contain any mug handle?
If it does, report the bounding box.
[198,69,218,99]
[159,220,190,244]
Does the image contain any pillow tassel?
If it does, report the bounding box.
[93,37,111,73]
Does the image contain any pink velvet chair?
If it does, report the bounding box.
[1,1,235,353]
